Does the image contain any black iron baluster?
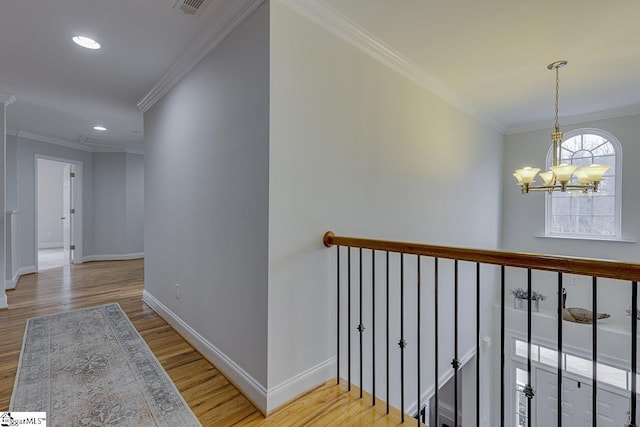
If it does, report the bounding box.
[631,281,638,427]
[592,276,598,427]
[417,255,421,427]
[348,247,351,391]
[337,246,340,385]
[453,260,459,427]
[557,273,563,427]
[399,253,406,423]
[526,269,534,427]
[476,262,480,427]
[372,250,376,406]
[386,251,390,415]
[359,248,364,399]
[500,265,505,427]
[435,258,440,427]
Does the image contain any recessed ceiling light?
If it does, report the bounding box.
[93,125,107,131]
[72,36,101,50]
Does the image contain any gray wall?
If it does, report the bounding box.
[268,1,503,415]
[502,113,640,323]
[15,136,94,268]
[126,153,144,254]
[144,1,270,388]
[37,158,65,248]
[93,153,127,256]
[145,0,502,415]
[7,136,144,274]
[6,136,17,211]
[5,135,17,281]
[502,114,640,260]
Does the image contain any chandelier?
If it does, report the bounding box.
[512,60,609,194]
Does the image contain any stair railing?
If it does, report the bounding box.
[324,231,640,427]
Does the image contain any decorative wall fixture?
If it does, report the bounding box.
[512,61,610,194]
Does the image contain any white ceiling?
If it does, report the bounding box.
[0,0,234,149]
[2,0,640,146]
[322,0,640,132]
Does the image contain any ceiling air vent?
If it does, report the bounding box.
[174,0,209,16]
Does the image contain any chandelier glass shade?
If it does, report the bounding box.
[513,61,610,194]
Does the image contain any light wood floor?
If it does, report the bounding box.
[0,260,422,426]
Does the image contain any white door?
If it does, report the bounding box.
[536,368,628,426]
[62,164,71,264]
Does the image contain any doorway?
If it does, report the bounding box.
[35,157,82,271]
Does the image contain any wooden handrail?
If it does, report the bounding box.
[323,231,640,282]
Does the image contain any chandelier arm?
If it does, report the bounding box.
[523,183,597,193]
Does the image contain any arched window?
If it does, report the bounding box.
[546,129,622,239]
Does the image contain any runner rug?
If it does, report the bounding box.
[10,303,201,426]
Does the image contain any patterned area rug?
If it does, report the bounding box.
[10,303,201,426]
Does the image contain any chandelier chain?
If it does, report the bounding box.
[555,65,560,132]
[513,60,611,194]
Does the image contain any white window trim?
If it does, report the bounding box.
[544,128,622,240]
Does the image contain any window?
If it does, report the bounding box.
[515,367,528,427]
[514,339,629,390]
[546,129,622,239]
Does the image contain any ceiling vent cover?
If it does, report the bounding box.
[174,0,208,16]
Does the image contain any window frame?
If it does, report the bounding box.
[544,128,622,240]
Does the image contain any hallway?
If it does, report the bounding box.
[37,248,67,271]
[0,260,419,426]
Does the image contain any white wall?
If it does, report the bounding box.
[144,0,270,394]
[268,0,503,416]
[37,158,65,248]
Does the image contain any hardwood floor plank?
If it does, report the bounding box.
[0,260,423,426]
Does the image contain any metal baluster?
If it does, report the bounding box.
[631,281,638,427]
[337,246,340,385]
[372,250,376,406]
[348,247,351,391]
[386,251,390,415]
[557,273,563,427]
[359,248,364,399]
[435,258,440,427]
[500,265,505,427]
[453,260,460,427]
[526,269,534,427]
[399,253,406,423]
[592,276,598,427]
[417,255,421,427]
[476,262,480,427]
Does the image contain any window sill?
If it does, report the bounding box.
[535,234,636,243]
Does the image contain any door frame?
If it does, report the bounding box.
[34,155,83,270]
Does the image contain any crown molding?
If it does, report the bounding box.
[278,0,506,134]
[0,92,16,106]
[10,129,144,154]
[505,104,640,135]
[137,0,266,113]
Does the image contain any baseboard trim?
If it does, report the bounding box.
[266,357,335,414]
[142,290,268,413]
[0,293,7,309]
[82,253,144,263]
[38,242,63,249]
[5,266,36,290]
